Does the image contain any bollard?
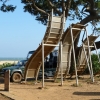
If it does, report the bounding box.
[4,70,10,91]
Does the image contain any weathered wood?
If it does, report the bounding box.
[24,12,65,82]
[54,24,86,86]
[4,70,10,91]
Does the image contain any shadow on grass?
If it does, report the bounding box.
[73,91,100,96]
[0,89,5,91]
[90,99,100,100]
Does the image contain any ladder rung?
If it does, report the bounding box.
[48,37,58,39]
[47,40,57,42]
[62,61,68,63]
[64,44,71,46]
[62,52,69,54]
[50,32,58,34]
[48,20,62,22]
[84,45,94,48]
[58,73,65,75]
[45,32,60,34]
[77,70,82,72]
[52,21,62,23]
[47,39,57,41]
[72,28,85,31]
[80,64,85,65]
[51,27,61,29]
[79,67,85,69]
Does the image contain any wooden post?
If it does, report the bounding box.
[70,26,78,86]
[60,41,63,86]
[42,40,44,88]
[83,44,91,77]
[4,70,10,91]
[85,28,94,82]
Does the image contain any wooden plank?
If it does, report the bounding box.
[24,15,65,80]
[4,70,10,91]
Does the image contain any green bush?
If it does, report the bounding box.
[91,53,100,75]
[0,62,15,71]
[84,53,100,74]
[69,53,100,75]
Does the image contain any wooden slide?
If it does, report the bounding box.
[76,35,99,75]
[24,12,65,80]
[54,24,86,81]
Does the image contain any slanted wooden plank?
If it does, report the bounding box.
[4,70,10,91]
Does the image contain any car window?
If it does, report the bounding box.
[16,60,27,66]
[27,51,35,59]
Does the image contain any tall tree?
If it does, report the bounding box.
[21,0,100,48]
[0,0,16,12]
[21,0,72,25]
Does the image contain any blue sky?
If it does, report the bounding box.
[0,0,100,58]
[0,0,46,58]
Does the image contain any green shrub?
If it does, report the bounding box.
[0,62,15,71]
[69,53,100,75]
[84,53,100,74]
[91,53,100,74]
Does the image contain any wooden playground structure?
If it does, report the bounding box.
[24,10,100,87]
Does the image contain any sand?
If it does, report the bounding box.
[0,61,18,65]
[0,75,100,100]
[0,61,100,100]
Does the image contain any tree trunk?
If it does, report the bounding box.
[91,41,100,51]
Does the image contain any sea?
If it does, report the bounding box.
[0,57,26,61]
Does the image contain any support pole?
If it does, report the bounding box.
[83,44,91,77]
[42,40,44,88]
[85,28,94,82]
[60,41,63,86]
[67,46,72,75]
[60,10,65,86]
[70,26,78,86]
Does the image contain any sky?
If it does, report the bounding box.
[0,0,100,58]
[0,0,46,58]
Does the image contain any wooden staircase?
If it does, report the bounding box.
[24,10,65,81]
[54,24,86,81]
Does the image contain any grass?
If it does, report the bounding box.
[71,83,82,87]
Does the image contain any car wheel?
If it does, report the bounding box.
[11,72,22,83]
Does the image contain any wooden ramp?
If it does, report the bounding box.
[54,24,86,81]
[24,12,65,80]
[76,35,99,75]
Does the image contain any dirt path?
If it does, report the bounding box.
[0,94,12,100]
[0,77,12,100]
[0,75,100,100]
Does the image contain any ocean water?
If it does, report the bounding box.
[0,57,25,61]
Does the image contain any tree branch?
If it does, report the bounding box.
[86,0,95,10]
[92,41,100,51]
[65,0,72,18]
[62,0,66,11]
[80,15,100,25]
[27,0,49,16]
[47,0,62,15]
[74,14,100,52]
[84,0,96,15]
[33,2,49,15]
